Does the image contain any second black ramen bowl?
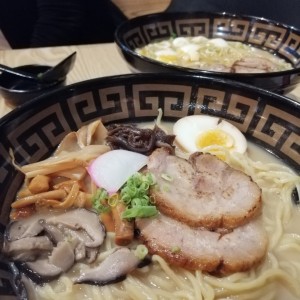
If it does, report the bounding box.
[0,73,299,299]
[115,11,300,93]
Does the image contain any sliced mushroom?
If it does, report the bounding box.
[4,208,107,283]
[48,241,75,271]
[20,241,76,284]
[39,219,64,243]
[6,214,45,241]
[46,209,106,248]
[85,247,99,264]
[62,227,94,246]
[74,241,86,261]
[20,259,63,283]
[74,247,145,286]
[3,236,53,262]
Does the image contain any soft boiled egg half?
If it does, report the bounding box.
[173,115,247,154]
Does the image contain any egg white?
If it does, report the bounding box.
[173,115,247,154]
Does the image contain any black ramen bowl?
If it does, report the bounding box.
[115,11,300,93]
[0,74,299,298]
[0,64,66,107]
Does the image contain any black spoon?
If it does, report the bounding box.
[0,51,77,83]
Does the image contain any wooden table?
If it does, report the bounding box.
[0,43,132,118]
[0,43,300,118]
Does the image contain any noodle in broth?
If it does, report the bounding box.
[135,36,292,73]
[10,121,300,300]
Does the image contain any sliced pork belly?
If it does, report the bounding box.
[136,213,268,275]
[147,148,261,229]
[232,57,278,73]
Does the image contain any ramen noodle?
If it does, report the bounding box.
[7,119,300,300]
[135,36,292,73]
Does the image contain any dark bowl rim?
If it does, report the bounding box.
[115,11,300,78]
[0,73,299,300]
[1,73,299,128]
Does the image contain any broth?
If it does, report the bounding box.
[136,36,292,73]
[7,120,300,300]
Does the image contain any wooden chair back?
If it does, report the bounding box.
[111,0,171,19]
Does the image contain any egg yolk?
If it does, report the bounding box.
[196,129,234,149]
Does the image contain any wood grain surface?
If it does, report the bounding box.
[0,43,132,117]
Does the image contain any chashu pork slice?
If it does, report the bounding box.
[136,213,268,275]
[147,148,261,229]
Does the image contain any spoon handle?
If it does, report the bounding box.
[38,51,77,82]
[0,64,37,81]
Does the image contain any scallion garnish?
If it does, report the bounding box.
[92,172,157,219]
[161,173,173,181]
[122,205,157,219]
[120,172,157,219]
[171,246,181,254]
[92,188,110,213]
[134,244,149,260]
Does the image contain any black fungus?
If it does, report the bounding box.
[106,124,175,155]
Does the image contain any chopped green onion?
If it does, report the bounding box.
[121,194,132,205]
[107,193,119,207]
[149,195,156,205]
[92,188,120,213]
[162,184,170,192]
[134,245,149,260]
[161,173,173,181]
[120,172,157,219]
[92,172,158,219]
[171,246,181,254]
[122,205,157,219]
[92,188,110,213]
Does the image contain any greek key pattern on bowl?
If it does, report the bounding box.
[0,78,299,230]
[124,27,146,49]
[254,104,300,164]
[0,79,298,300]
[279,32,300,64]
[175,18,209,37]
[249,23,287,49]
[213,18,250,41]
[122,15,300,67]
[143,22,173,42]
